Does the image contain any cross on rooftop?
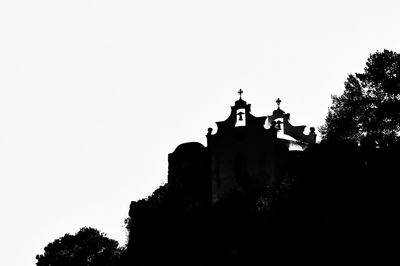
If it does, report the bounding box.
[238,89,243,99]
[276,98,282,108]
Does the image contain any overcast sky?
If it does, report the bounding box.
[1,1,400,265]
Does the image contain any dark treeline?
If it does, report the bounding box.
[123,142,400,266]
[37,142,400,266]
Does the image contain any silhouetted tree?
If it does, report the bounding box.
[36,227,123,266]
[320,49,400,146]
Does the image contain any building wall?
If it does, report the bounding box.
[208,126,289,202]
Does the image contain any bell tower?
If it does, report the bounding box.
[206,91,289,202]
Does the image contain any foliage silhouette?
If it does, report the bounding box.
[36,227,124,266]
[124,142,400,266]
[320,49,400,146]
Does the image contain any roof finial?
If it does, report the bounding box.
[238,89,243,99]
[276,98,282,109]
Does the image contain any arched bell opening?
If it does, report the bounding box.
[235,108,246,127]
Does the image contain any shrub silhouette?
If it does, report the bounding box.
[36,227,124,266]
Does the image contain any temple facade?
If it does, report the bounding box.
[168,91,316,203]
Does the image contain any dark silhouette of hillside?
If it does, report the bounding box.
[124,141,400,266]
[36,142,400,266]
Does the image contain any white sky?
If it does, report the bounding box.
[1,1,399,265]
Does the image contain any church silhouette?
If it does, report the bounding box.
[168,90,316,204]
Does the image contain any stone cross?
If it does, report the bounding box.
[276,98,282,108]
[238,89,243,99]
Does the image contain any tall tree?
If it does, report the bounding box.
[320,49,400,146]
[36,227,123,266]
